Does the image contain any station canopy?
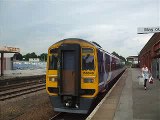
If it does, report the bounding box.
[0,46,20,53]
[0,46,20,76]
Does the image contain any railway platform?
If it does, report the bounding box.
[87,68,160,120]
[0,69,46,81]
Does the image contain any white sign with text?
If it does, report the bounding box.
[137,27,160,34]
[0,46,20,53]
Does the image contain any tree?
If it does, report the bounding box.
[112,51,120,58]
[38,53,47,61]
[23,52,38,61]
[119,55,126,62]
[13,53,23,60]
[30,52,37,58]
[112,51,126,62]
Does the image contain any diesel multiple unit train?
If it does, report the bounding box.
[46,38,125,114]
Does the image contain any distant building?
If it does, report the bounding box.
[29,58,40,62]
[126,56,139,68]
[139,33,160,80]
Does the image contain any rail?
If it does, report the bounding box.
[0,81,45,101]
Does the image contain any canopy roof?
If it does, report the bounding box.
[0,46,20,53]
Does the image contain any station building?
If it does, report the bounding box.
[29,58,40,62]
[126,56,139,68]
[139,33,160,80]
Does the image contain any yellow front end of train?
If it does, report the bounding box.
[46,38,99,114]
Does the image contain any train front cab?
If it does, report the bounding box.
[46,41,99,114]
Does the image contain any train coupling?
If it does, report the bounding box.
[65,102,79,108]
[63,96,79,108]
[75,104,79,108]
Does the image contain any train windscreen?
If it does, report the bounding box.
[82,48,94,70]
[49,48,58,70]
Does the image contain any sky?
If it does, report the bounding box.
[0,0,159,58]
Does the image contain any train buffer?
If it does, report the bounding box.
[86,68,160,120]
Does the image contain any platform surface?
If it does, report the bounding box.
[89,68,160,120]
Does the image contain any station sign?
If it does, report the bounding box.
[0,46,20,53]
[137,27,160,34]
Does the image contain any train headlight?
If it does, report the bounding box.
[84,78,94,83]
[49,77,57,82]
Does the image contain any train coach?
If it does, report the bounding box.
[46,38,125,114]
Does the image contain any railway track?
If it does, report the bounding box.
[0,80,44,92]
[0,81,45,101]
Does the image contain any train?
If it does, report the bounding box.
[46,38,125,114]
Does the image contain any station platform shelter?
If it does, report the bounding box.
[86,68,160,120]
[0,46,20,76]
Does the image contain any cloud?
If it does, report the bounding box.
[62,24,153,57]
[0,0,159,58]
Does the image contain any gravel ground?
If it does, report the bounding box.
[0,90,57,120]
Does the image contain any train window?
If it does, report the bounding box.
[49,55,58,70]
[111,62,115,71]
[49,48,58,70]
[50,48,58,54]
[82,48,94,53]
[82,54,94,70]
[105,54,110,72]
[111,57,116,71]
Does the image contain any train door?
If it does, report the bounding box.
[62,51,76,95]
[58,44,81,96]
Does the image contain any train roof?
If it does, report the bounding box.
[52,38,94,46]
[50,38,120,60]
